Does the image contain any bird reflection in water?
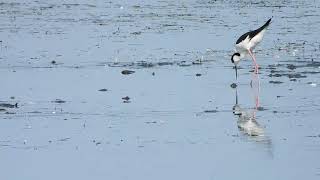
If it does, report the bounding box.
[232,78,273,152]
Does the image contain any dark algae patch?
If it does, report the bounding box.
[269,80,284,84]
[0,103,18,108]
[98,88,108,92]
[52,99,66,103]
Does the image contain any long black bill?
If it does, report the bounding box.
[235,88,238,105]
[235,65,238,80]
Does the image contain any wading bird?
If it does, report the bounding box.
[231,18,272,79]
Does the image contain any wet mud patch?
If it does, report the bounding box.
[106,58,213,70]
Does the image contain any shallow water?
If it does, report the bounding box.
[1,0,320,179]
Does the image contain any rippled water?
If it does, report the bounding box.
[1,0,320,179]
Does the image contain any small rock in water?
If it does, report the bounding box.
[196,73,202,76]
[122,96,131,103]
[152,72,155,76]
[122,96,130,101]
[98,88,108,92]
[51,60,56,64]
[230,83,237,88]
[121,70,135,75]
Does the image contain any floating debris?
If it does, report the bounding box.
[51,60,56,64]
[196,73,202,76]
[121,70,135,75]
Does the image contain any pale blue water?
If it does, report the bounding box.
[1,0,320,179]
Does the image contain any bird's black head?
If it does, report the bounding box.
[231,53,240,63]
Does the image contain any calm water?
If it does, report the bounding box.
[1,0,320,179]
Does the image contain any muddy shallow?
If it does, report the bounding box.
[1,0,320,179]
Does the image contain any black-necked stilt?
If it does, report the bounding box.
[231,18,272,78]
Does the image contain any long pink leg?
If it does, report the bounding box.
[251,77,260,109]
[248,49,259,74]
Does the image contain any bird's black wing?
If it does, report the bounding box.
[236,31,250,44]
[236,18,272,44]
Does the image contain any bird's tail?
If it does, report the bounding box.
[260,18,272,30]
